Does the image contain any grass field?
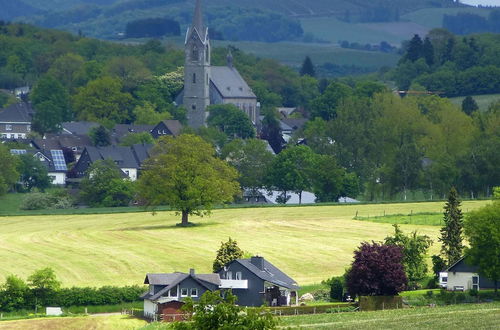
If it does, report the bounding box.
[449,94,500,111]
[356,212,443,226]
[280,302,500,329]
[0,200,489,287]
[402,7,493,29]
[0,315,146,330]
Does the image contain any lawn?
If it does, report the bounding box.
[279,302,500,329]
[449,93,500,111]
[0,200,489,287]
[0,315,146,330]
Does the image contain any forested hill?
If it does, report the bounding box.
[7,0,462,40]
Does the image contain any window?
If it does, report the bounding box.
[190,288,198,297]
[192,47,199,61]
[441,277,448,282]
[235,272,242,280]
[193,73,197,84]
[192,104,196,110]
[169,286,178,297]
[27,125,31,132]
[226,271,232,280]
[181,288,188,297]
[5,124,12,131]
[472,276,479,290]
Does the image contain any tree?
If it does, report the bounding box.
[207,104,255,140]
[346,242,407,296]
[221,139,274,193]
[80,159,135,207]
[133,102,171,125]
[17,154,51,192]
[439,187,465,266]
[31,75,71,134]
[422,37,435,66]
[137,134,240,226]
[384,225,433,284]
[0,145,19,196]
[48,53,85,91]
[464,201,500,293]
[310,82,353,120]
[105,56,152,91]
[212,238,244,272]
[329,276,344,301]
[119,132,154,147]
[300,56,315,77]
[431,255,447,278]
[405,34,424,62]
[89,125,111,147]
[27,268,61,309]
[73,77,134,124]
[462,96,479,116]
[174,291,277,330]
[266,145,316,204]
[0,275,29,312]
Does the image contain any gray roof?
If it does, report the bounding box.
[142,271,221,301]
[233,258,299,290]
[131,143,154,165]
[11,149,67,173]
[62,122,99,135]
[160,120,182,137]
[112,124,154,141]
[85,145,141,169]
[34,134,92,151]
[281,118,307,131]
[0,102,35,123]
[210,66,256,99]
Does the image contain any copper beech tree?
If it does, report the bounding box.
[137,134,240,226]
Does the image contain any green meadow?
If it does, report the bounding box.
[0,200,488,288]
[449,94,500,111]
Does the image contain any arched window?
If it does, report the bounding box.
[205,45,210,63]
[192,73,196,84]
[192,46,199,61]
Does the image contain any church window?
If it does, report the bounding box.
[206,46,210,63]
[192,104,196,110]
[192,46,199,61]
[206,74,209,85]
[193,73,196,84]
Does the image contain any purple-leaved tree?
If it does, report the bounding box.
[346,242,407,296]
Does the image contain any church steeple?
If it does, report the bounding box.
[192,0,205,38]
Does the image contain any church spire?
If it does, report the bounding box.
[192,0,205,37]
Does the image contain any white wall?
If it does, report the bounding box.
[446,271,476,291]
[144,299,157,318]
[49,172,66,185]
[121,168,137,181]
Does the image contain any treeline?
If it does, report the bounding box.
[443,10,500,35]
[0,268,142,312]
[393,29,500,96]
[125,17,180,38]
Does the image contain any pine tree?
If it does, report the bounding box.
[439,187,464,266]
[300,56,316,77]
[406,34,424,62]
[212,237,244,272]
[462,96,479,116]
[422,37,435,66]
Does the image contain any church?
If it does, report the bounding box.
[176,0,259,128]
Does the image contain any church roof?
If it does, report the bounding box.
[210,66,256,99]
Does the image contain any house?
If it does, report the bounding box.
[61,121,99,136]
[73,144,153,181]
[151,120,183,139]
[110,124,155,144]
[32,134,92,162]
[10,149,68,185]
[445,257,496,291]
[217,256,299,307]
[176,0,259,128]
[141,269,221,321]
[0,102,35,140]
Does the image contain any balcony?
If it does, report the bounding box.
[219,279,248,289]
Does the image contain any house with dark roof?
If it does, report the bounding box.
[32,134,92,162]
[0,102,35,140]
[73,144,153,181]
[217,256,299,307]
[443,257,497,291]
[151,120,183,139]
[141,269,221,320]
[10,149,68,185]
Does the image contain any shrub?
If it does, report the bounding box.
[19,193,54,210]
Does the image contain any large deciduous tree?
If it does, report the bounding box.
[17,154,51,192]
[439,187,464,266]
[212,237,244,272]
[27,267,61,310]
[0,145,19,196]
[346,242,407,296]
[137,134,240,226]
[464,200,500,293]
[384,224,433,284]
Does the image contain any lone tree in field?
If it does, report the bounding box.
[464,200,500,293]
[345,242,407,296]
[439,187,464,266]
[212,237,244,272]
[137,134,240,226]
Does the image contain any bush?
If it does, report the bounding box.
[19,191,74,210]
[329,277,344,301]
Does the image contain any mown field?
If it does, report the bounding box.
[0,200,489,287]
[280,302,500,329]
[0,315,146,330]
[449,93,500,111]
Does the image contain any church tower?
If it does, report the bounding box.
[183,0,211,128]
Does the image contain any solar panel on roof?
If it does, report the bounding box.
[50,150,67,171]
[10,149,27,155]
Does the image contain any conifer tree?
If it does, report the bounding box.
[406,34,424,62]
[212,238,244,272]
[423,37,435,66]
[439,187,464,266]
[462,96,479,116]
[300,56,316,77]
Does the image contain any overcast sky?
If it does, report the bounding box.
[461,0,500,5]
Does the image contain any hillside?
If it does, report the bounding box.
[0,201,488,287]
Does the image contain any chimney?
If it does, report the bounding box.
[189,268,195,276]
[250,256,264,270]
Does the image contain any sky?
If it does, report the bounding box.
[460,0,500,5]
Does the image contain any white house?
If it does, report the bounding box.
[445,257,496,291]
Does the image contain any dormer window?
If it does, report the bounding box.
[190,288,198,297]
